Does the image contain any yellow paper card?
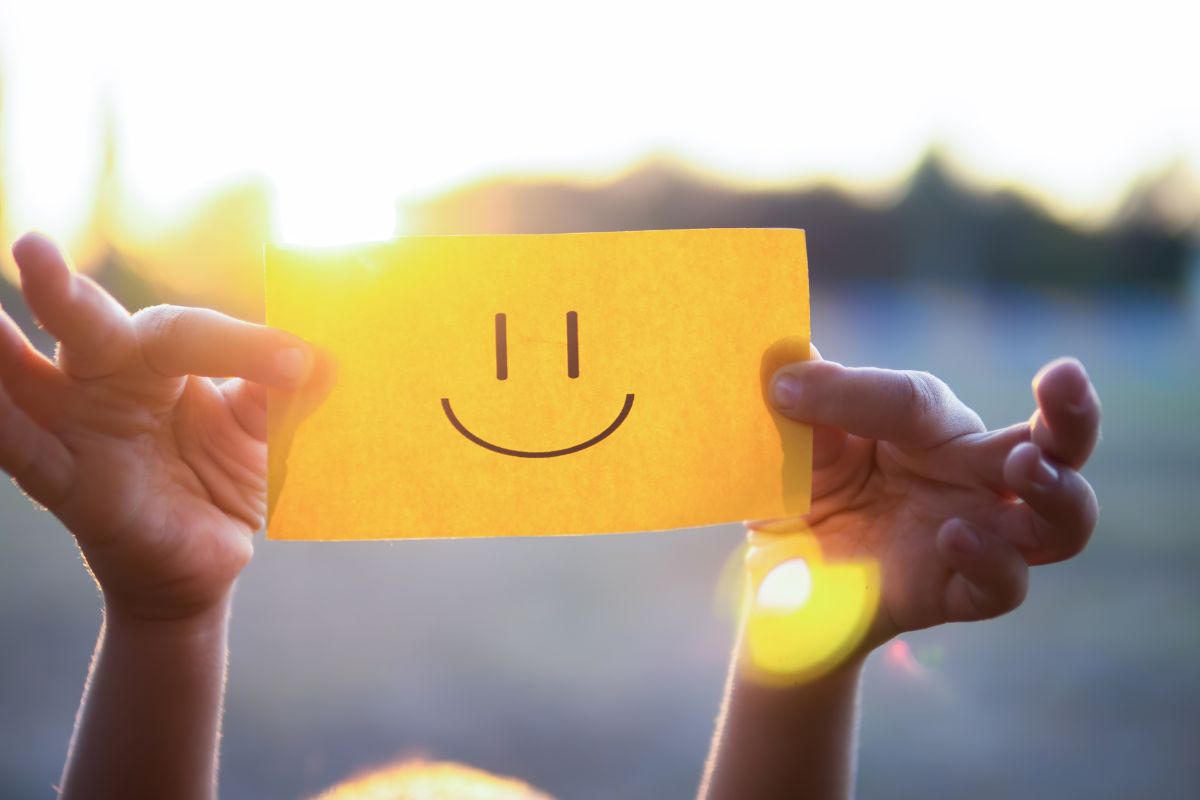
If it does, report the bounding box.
[266,228,810,539]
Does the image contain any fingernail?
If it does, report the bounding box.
[273,347,310,385]
[771,374,802,410]
[1030,457,1059,491]
[949,521,983,554]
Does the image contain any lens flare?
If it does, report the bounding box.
[755,557,812,612]
[884,638,924,677]
[311,759,552,800]
[739,526,880,684]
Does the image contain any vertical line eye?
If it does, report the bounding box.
[566,311,579,379]
[495,313,508,380]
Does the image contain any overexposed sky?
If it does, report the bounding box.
[1,0,1197,246]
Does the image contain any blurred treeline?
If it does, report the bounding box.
[411,153,1199,294]
[1,102,1197,329]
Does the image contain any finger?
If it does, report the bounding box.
[936,518,1029,623]
[0,381,73,509]
[998,442,1098,565]
[1029,357,1101,470]
[220,379,268,440]
[12,233,137,378]
[958,422,1030,495]
[133,305,313,388]
[770,360,985,448]
[0,308,70,425]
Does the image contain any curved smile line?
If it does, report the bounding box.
[440,394,635,458]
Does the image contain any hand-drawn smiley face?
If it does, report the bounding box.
[440,311,635,458]
[265,228,811,540]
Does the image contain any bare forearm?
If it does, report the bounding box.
[700,640,865,800]
[60,594,233,800]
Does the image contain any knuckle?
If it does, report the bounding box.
[1073,475,1101,533]
[901,370,946,420]
[999,572,1030,616]
[980,567,1029,620]
[1058,513,1096,561]
[134,303,183,337]
[71,278,134,344]
[132,304,185,355]
[993,585,1032,623]
[1058,532,1091,562]
[1055,473,1099,560]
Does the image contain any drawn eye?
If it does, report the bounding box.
[566,311,579,379]
[495,311,578,379]
[495,313,508,380]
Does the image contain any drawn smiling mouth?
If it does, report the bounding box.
[442,310,634,457]
[440,393,635,458]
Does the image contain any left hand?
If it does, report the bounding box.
[0,233,316,622]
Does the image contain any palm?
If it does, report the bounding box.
[809,431,1004,644]
[54,368,265,618]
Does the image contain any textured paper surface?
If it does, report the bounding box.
[266,228,810,539]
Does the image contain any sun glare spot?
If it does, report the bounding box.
[755,557,812,612]
[271,178,400,247]
[741,528,880,685]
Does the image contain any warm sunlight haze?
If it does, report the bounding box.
[1,0,1197,257]
[0,3,1196,797]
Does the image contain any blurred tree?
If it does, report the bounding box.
[1109,160,1199,289]
[115,181,273,320]
[1118,159,1200,236]
[69,102,273,320]
[75,102,162,315]
[409,150,1198,294]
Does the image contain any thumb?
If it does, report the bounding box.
[779,343,847,470]
[769,359,983,448]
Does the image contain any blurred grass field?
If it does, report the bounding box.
[1,285,1198,799]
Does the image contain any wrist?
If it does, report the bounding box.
[726,647,865,754]
[735,643,866,695]
[705,635,865,800]
[102,591,233,641]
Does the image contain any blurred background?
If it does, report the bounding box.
[1,1,1198,797]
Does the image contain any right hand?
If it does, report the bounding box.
[1,233,316,622]
[762,349,1101,652]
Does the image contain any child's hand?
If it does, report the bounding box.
[0,234,314,622]
[765,349,1100,651]
[712,349,1101,799]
